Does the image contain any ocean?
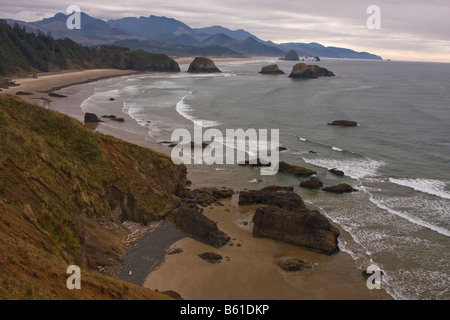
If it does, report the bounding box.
[75,58,450,300]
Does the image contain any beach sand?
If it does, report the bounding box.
[2,68,393,300]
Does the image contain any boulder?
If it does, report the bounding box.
[166,206,230,248]
[111,117,125,123]
[323,183,357,194]
[102,115,117,119]
[328,120,358,127]
[15,91,33,95]
[238,186,306,211]
[279,161,317,177]
[188,57,221,73]
[260,64,285,75]
[182,187,234,207]
[84,113,102,123]
[48,92,67,98]
[314,56,321,62]
[284,49,300,61]
[300,177,323,189]
[253,205,340,254]
[329,168,345,177]
[277,257,315,271]
[289,63,335,79]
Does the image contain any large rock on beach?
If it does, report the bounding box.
[188,57,221,73]
[289,63,335,79]
[253,205,340,254]
[84,113,102,123]
[239,186,306,211]
[166,206,230,248]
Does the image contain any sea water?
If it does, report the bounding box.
[79,58,450,300]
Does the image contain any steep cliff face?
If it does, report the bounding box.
[0,95,187,299]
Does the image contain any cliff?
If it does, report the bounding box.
[187,57,221,73]
[0,95,187,299]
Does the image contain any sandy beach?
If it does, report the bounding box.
[1,68,393,300]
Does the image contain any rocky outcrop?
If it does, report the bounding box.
[323,183,357,194]
[188,57,221,73]
[279,161,317,177]
[253,205,340,254]
[182,187,234,208]
[289,63,335,79]
[166,207,230,248]
[198,252,223,264]
[84,112,102,123]
[284,49,300,61]
[300,177,323,189]
[48,92,67,98]
[329,168,345,177]
[239,186,306,211]
[260,64,285,75]
[328,120,358,127]
[277,257,314,271]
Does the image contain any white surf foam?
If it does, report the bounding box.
[303,157,385,180]
[332,147,343,152]
[175,93,220,128]
[389,178,450,200]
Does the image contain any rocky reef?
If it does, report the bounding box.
[188,57,221,73]
[328,120,358,127]
[289,63,335,79]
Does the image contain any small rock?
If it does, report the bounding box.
[166,248,183,255]
[328,120,358,127]
[198,252,223,264]
[329,168,345,177]
[277,257,314,271]
[300,177,323,189]
[84,113,102,123]
[109,98,115,101]
[323,183,357,194]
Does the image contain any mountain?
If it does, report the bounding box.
[282,42,382,60]
[107,15,194,38]
[227,37,285,56]
[113,39,245,58]
[201,33,236,47]
[194,25,259,41]
[32,12,132,45]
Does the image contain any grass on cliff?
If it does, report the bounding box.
[0,94,185,299]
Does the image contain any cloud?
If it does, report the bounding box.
[1,0,449,62]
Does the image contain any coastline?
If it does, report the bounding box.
[3,68,393,300]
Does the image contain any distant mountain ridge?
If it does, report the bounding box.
[3,12,382,60]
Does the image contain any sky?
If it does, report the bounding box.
[1,0,450,62]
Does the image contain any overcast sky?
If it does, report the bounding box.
[1,0,450,62]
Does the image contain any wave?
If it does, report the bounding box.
[175,93,220,128]
[332,147,343,152]
[389,178,450,200]
[303,157,385,180]
[368,195,450,237]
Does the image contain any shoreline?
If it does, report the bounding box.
[3,66,393,300]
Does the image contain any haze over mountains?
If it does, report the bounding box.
[4,12,382,60]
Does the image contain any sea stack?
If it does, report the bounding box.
[188,57,221,73]
[289,63,335,79]
[284,49,300,61]
[259,64,285,75]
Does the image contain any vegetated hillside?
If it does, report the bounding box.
[0,20,180,76]
[0,95,187,299]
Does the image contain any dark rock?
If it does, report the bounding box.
[182,187,234,207]
[328,120,358,127]
[239,186,306,211]
[188,57,221,73]
[102,115,117,119]
[48,92,67,98]
[329,168,345,177]
[253,205,340,254]
[279,161,317,177]
[277,257,314,271]
[314,56,321,62]
[109,98,115,101]
[323,183,357,194]
[300,177,323,189]
[284,49,300,61]
[15,91,33,95]
[278,146,288,152]
[289,63,335,79]
[166,206,230,248]
[198,252,223,264]
[309,151,318,155]
[111,118,125,123]
[166,248,183,255]
[259,64,285,75]
[164,290,183,300]
[84,113,102,123]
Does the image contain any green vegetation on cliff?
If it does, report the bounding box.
[0,20,180,76]
[0,95,187,299]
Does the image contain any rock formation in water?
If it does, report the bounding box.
[328,120,358,127]
[284,49,300,61]
[289,63,335,79]
[259,64,285,75]
[188,57,221,73]
[323,183,358,194]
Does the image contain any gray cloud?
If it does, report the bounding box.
[1,0,449,62]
